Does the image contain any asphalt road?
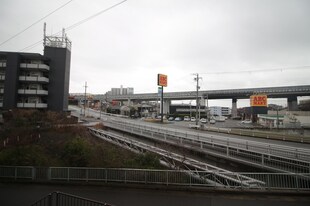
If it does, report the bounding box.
[70,106,310,149]
[1,183,309,206]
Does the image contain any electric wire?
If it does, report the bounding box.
[19,0,128,52]
[200,66,310,75]
[0,0,74,48]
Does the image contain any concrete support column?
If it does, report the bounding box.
[232,98,238,118]
[163,100,171,115]
[127,98,131,106]
[287,96,298,111]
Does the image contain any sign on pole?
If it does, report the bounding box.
[250,95,268,107]
[157,74,168,87]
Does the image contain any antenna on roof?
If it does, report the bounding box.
[43,22,46,47]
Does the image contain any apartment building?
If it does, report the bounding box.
[209,106,231,116]
[0,33,71,111]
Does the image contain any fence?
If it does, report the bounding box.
[31,191,111,206]
[104,120,310,173]
[0,166,309,191]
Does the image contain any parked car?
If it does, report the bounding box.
[241,120,252,124]
[168,117,174,121]
[210,119,216,124]
[200,118,207,124]
[175,117,182,121]
[184,116,190,121]
[191,117,196,122]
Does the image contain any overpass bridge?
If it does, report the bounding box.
[72,85,310,116]
[89,85,310,116]
[97,85,310,101]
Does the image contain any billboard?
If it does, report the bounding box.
[157,74,167,87]
[250,95,267,107]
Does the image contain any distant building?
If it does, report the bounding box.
[209,106,231,116]
[0,30,71,111]
[108,85,134,96]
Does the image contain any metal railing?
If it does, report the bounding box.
[89,128,264,187]
[104,119,310,173]
[1,166,310,191]
[31,191,112,206]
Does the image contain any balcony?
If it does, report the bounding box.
[18,89,48,95]
[0,75,4,81]
[0,88,4,94]
[19,76,49,83]
[0,103,2,107]
[0,62,6,67]
[17,103,47,109]
[20,63,49,71]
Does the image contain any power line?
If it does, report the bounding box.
[66,0,128,32]
[0,0,74,48]
[19,0,128,52]
[201,66,310,75]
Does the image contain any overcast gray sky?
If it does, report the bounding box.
[1,0,309,107]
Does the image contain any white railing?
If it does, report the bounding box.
[0,62,6,67]
[0,166,309,191]
[0,75,5,80]
[20,63,50,71]
[104,119,310,173]
[18,89,48,95]
[19,76,49,83]
[17,103,47,108]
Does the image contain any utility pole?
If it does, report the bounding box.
[193,73,202,125]
[99,99,102,119]
[83,81,87,117]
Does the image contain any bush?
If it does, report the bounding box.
[62,138,91,167]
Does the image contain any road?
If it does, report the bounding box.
[70,106,310,149]
[1,183,309,206]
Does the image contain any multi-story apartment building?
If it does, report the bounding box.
[0,32,71,111]
[108,85,134,96]
[209,106,231,116]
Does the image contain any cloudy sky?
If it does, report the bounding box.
[1,0,309,107]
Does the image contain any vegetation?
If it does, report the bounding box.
[0,109,162,169]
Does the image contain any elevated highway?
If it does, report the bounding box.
[87,85,310,115]
[93,85,310,101]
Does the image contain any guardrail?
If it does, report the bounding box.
[31,191,112,206]
[105,119,310,173]
[202,126,310,143]
[0,166,309,191]
[89,128,265,187]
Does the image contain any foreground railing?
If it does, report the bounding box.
[31,191,112,206]
[0,166,309,191]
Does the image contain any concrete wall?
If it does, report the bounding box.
[3,53,20,109]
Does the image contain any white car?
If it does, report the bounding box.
[191,117,196,122]
[200,118,207,124]
[241,120,252,124]
[210,119,216,124]
[184,116,190,121]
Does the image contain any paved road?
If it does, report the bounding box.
[1,183,309,206]
[70,106,310,149]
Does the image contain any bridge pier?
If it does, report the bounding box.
[232,98,238,118]
[287,96,298,111]
[163,100,171,115]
